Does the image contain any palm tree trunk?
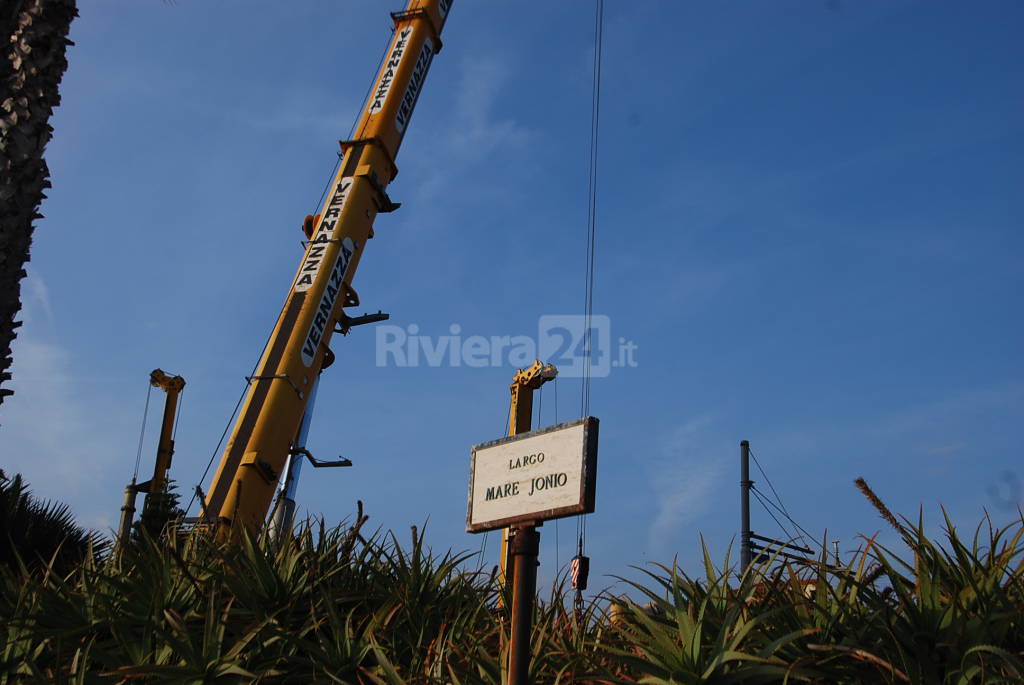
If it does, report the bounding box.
[0,0,77,408]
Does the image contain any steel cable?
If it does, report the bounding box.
[573,0,605,602]
[132,381,153,482]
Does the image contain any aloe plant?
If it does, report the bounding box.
[606,551,817,684]
[0,496,1021,683]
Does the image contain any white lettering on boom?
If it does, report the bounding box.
[368,26,413,117]
[294,178,354,293]
[301,237,356,367]
[395,38,434,133]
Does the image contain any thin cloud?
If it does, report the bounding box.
[0,279,128,532]
[916,441,968,456]
[410,56,531,205]
[23,275,54,328]
[867,383,1023,442]
[449,56,530,159]
[646,415,725,556]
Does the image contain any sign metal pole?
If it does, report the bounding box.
[508,524,539,685]
[465,367,598,685]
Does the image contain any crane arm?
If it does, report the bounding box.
[116,368,185,549]
[147,368,185,497]
[507,360,558,434]
[203,0,453,533]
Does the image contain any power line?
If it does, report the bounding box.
[750,487,800,545]
[752,484,819,547]
[748,447,788,515]
[748,447,820,549]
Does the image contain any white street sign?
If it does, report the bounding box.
[467,417,598,533]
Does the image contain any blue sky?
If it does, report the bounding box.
[2,0,1022,594]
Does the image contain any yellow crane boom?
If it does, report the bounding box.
[117,369,185,548]
[147,369,185,499]
[203,0,453,533]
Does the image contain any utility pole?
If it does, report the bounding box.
[740,439,752,573]
[739,441,825,570]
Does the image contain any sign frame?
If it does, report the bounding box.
[466,416,599,533]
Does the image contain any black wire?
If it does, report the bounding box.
[187,19,399,520]
[132,381,153,481]
[353,21,400,143]
[554,378,558,424]
[555,516,560,576]
[752,485,820,547]
[751,487,801,543]
[538,386,543,427]
[184,384,247,518]
[185,306,282,517]
[186,217,305,516]
[171,386,184,442]
[478,530,488,571]
[486,409,514,569]
[576,510,583,559]
[310,20,393,218]
[748,447,789,518]
[748,448,821,548]
[580,0,604,421]
[506,398,512,436]
[750,487,799,544]
[553,379,559,573]
[574,0,604,572]
[312,158,342,218]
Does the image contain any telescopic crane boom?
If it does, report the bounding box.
[117,369,185,547]
[202,0,453,534]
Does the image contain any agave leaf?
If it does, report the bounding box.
[961,643,1024,678]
